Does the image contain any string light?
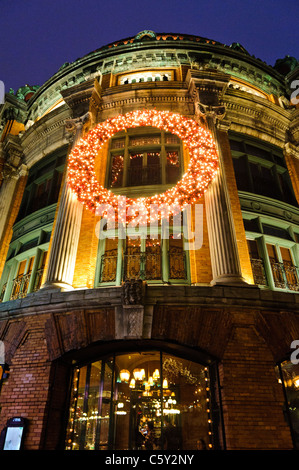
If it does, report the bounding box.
[67,109,219,224]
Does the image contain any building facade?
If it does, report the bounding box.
[0,31,299,450]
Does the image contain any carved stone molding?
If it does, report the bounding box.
[121,279,145,305]
[284,142,299,160]
[186,69,230,125]
[0,319,27,365]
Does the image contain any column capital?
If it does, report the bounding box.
[284,142,299,159]
[65,111,91,144]
[186,68,230,123]
[216,119,232,133]
[0,134,26,181]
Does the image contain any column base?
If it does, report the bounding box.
[40,281,74,292]
[210,274,249,286]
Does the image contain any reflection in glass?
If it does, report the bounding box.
[276,360,299,449]
[65,351,215,450]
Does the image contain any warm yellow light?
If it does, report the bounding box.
[148,376,154,386]
[163,378,168,389]
[129,378,135,388]
[119,369,130,382]
[293,376,299,388]
[133,368,145,381]
[153,369,160,380]
[67,109,219,224]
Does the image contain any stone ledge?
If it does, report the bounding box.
[0,284,299,319]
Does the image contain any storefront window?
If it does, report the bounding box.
[65,351,216,450]
[276,360,299,449]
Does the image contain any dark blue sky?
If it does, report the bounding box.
[0,0,298,92]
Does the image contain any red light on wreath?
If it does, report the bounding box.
[67,109,219,224]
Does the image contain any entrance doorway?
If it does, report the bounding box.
[65,350,216,450]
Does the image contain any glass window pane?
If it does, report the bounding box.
[169,236,186,279]
[65,352,216,450]
[84,361,103,450]
[162,354,212,450]
[232,157,251,192]
[110,155,124,188]
[100,238,118,282]
[277,361,299,449]
[145,236,161,280]
[113,351,162,450]
[70,365,87,450]
[128,154,143,186]
[166,151,180,184]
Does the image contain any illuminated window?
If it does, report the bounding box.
[107,128,182,190]
[2,250,48,302]
[65,351,218,450]
[276,360,299,449]
[246,235,299,291]
[118,70,173,85]
[98,231,188,285]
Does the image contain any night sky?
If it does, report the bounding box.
[0,0,298,92]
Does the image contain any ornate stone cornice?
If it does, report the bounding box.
[61,78,102,119]
[186,69,230,123]
[284,142,299,159]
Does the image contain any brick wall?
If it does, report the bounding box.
[0,273,297,450]
[0,314,51,450]
[219,313,292,449]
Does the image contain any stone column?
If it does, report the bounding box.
[42,112,90,291]
[187,69,246,285]
[0,137,27,247]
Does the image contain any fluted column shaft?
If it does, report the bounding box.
[205,115,245,285]
[42,114,89,290]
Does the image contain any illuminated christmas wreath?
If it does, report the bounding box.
[67,109,219,225]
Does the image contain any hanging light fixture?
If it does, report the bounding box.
[133,368,145,381]
[148,376,154,386]
[153,369,160,380]
[163,378,168,389]
[129,378,136,388]
[120,369,130,382]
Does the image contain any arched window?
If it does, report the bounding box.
[65,350,220,450]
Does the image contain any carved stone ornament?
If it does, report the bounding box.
[122,279,144,305]
[65,111,91,137]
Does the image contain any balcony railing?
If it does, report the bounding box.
[10,272,32,300]
[250,256,299,291]
[269,258,299,291]
[0,267,46,302]
[250,258,268,286]
[100,248,186,283]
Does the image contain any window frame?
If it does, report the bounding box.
[95,223,191,287]
[245,215,299,291]
[230,134,297,207]
[105,127,184,195]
